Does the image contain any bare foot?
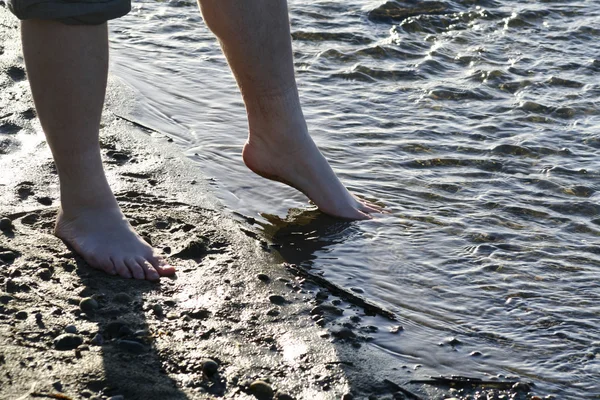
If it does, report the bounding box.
[242,89,382,220]
[55,205,175,281]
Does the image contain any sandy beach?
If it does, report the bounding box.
[0,4,542,399]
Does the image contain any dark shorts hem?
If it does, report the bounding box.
[8,0,131,24]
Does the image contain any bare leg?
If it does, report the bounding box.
[21,20,174,280]
[198,0,381,219]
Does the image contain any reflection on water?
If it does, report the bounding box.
[109,0,600,397]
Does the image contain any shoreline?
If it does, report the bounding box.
[0,6,540,400]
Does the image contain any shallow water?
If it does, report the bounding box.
[109,1,600,397]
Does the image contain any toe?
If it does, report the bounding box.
[112,257,132,279]
[125,258,145,280]
[136,257,160,281]
[149,257,176,276]
[87,255,117,275]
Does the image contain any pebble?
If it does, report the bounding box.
[201,358,219,376]
[316,290,329,300]
[512,382,531,392]
[52,381,63,392]
[248,380,274,399]
[151,304,164,317]
[390,325,404,334]
[0,294,13,304]
[257,273,270,282]
[268,295,286,305]
[342,394,354,400]
[0,251,17,263]
[54,333,83,350]
[117,340,146,354]
[188,308,210,319]
[91,333,104,346]
[112,293,132,304]
[0,218,13,232]
[65,325,77,334]
[310,306,322,315]
[331,327,356,340]
[37,268,53,281]
[79,297,98,314]
[470,351,483,357]
[275,393,294,400]
[266,308,280,317]
[447,337,462,346]
[15,311,27,320]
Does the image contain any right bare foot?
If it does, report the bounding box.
[242,88,383,220]
[55,205,175,281]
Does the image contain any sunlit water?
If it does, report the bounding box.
[109,1,600,397]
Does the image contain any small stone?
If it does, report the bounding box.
[35,312,42,321]
[331,327,356,340]
[390,325,404,334]
[21,213,39,225]
[0,251,17,263]
[342,394,354,400]
[268,295,286,305]
[37,268,53,281]
[112,293,132,304]
[447,337,462,346]
[512,382,531,392]
[188,308,210,319]
[0,218,13,232]
[310,306,322,315]
[65,325,77,334]
[257,273,270,282]
[91,333,104,346]
[15,310,27,320]
[201,359,219,376]
[248,380,274,399]
[117,340,146,354]
[54,334,83,350]
[151,304,164,317]
[166,312,178,320]
[316,290,329,300]
[79,297,98,314]
[37,197,53,206]
[266,308,280,317]
[0,294,13,304]
[470,351,483,357]
[52,381,63,392]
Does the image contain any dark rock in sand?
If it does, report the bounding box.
[470,351,483,357]
[52,381,63,392]
[6,279,29,293]
[91,333,104,346]
[267,308,280,317]
[447,337,462,346]
[201,358,219,376]
[37,196,53,206]
[103,321,130,338]
[112,292,132,304]
[79,297,99,314]
[188,308,210,320]
[151,303,164,317]
[257,273,270,282]
[37,268,52,281]
[21,213,39,225]
[367,0,448,23]
[15,310,27,320]
[7,65,26,81]
[269,295,286,305]
[0,294,13,304]
[0,251,17,263]
[331,327,356,340]
[249,380,274,399]
[117,339,146,354]
[54,333,84,350]
[342,394,354,400]
[310,306,322,315]
[65,325,77,334]
[0,218,13,232]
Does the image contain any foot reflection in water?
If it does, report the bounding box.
[257,208,360,268]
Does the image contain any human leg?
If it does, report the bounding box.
[198,0,381,219]
[21,20,174,280]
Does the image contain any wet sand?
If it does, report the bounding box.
[0,5,540,400]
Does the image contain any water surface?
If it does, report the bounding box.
[109,1,600,397]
